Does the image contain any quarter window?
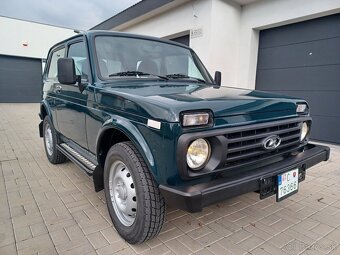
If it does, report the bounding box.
[67,41,89,79]
[47,47,65,79]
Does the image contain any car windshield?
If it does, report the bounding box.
[94,35,213,84]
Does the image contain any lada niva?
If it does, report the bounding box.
[39,31,330,243]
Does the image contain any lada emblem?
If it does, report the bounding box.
[263,135,281,150]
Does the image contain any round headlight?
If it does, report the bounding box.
[300,122,309,141]
[186,138,211,170]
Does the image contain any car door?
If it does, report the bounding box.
[54,39,89,149]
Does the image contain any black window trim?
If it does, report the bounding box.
[66,36,92,84]
[44,44,66,81]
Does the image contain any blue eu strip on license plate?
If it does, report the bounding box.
[277,169,299,202]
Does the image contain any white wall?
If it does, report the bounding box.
[118,0,241,86]
[119,0,242,86]
[119,0,214,74]
[209,0,241,86]
[239,0,340,89]
[0,16,76,59]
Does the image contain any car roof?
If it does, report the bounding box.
[49,30,191,52]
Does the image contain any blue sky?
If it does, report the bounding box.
[0,0,140,30]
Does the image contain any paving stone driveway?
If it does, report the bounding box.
[1,103,340,255]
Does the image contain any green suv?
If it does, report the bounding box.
[39,31,330,244]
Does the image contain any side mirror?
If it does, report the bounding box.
[57,58,77,84]
[214,71,221,86]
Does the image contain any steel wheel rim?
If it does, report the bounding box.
[109,160,137,226]
[44,123,53,156]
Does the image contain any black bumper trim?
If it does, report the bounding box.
[160,143,330,213]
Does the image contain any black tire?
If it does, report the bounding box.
[104,141,165,244]
[43,116,67,164]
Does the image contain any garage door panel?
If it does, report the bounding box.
[256,65,340,91]
[262,90,340,118]
[257,37,340,69]
[308,116,340,143]
[0,55,42,103]
[260,14,340,48]
[256,14,340,144]
[0,57,39,71]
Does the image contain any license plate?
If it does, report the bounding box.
[277,169,299,201]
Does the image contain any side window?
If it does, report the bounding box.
[47,47,65,79]
[67,41,89,79]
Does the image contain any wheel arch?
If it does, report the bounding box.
[39,101,54,137]
[93,118,158,192]
[40,101,53,120]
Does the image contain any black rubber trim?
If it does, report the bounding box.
[39,121,43,137]
[93,165,104,192]
[161,143,330,213]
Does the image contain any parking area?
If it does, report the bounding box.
[0,103,340,255]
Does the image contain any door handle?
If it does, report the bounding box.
[55,85,62,93]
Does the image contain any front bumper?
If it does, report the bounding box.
[159,143,330,213]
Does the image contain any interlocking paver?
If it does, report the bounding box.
[171,214,201,233]
[165,238,192,255]
[0,223,15,248]
[217,237,248,255]
[312,238,338,254]
[193,247,214,255]
[139,245,171,255]
[207,242,233,255]
[101,227,121,244]
[87,231,110,250]
[268,232,295,249]
[1,103,340,255]
[187,225,213,240]
[237,234,265,251]
[16,233,55,254]
[196,231,223,246]
[0,244,17,255]
[176,235,203,253]
[243,224,272,241]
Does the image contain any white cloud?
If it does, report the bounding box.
[0,0,141,30]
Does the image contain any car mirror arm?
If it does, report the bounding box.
[77,75,86,93]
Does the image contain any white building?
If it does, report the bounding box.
[0,16,76,103]
[0,16,76,59]
[92,0,340,143]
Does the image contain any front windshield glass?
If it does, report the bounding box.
[94,35,213,84]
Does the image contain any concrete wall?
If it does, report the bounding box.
[0,16,76,59]
[114,0,340,89]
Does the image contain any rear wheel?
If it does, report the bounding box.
[43,116,67,164]
[104,141,165,244]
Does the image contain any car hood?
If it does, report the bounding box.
[97,82,303,123]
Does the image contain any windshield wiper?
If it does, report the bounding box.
[108,71,168,80]
[166,73,206,84]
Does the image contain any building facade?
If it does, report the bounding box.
[92,0,340,144]
[0,16,76,103]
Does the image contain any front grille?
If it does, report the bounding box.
[224,121,301,168]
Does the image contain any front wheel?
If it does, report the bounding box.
[43,116,67,164]
[104,142,165,244]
